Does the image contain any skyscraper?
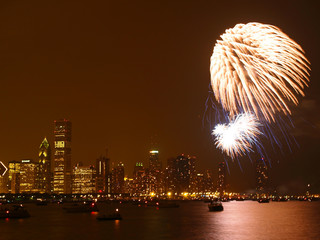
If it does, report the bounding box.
[95,155,110,194]
[53,119,72,194]
[111,162,125,194]
[132,162,146,195]
[20,159,37,193]
[149,150,161,172]
[256,158,269,195]
[37,137,51,193]
[166,154,196,194]
[0,161,8,193]
[217,162,226,197]
[8,161,20,194]
[148,150,163,194]
[72,163,96,194]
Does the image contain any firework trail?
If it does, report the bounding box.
[210,22,310,123]
[213,113,262,159]
[208,22,310,159]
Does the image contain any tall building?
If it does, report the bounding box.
[0,175,8,193]
[53,119,72,194]
[20,159,38,193]
[95,155,110,194]
[0,161,8,193]
[8,161,21,194]
[72,163,96,194]
[37,137,51,193]
[149,150,161,172]
[217,162,226,197]
[132,162,146,195]
[111,162,125,194]
[195,170,214,194]
[148,150,163,194]
[256,158,269,195]
[166,154,196,194]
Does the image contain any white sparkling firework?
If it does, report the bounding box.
[210,22,310,123]
[213,113,262,158]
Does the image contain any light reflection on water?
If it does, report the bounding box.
[1,201,320,240]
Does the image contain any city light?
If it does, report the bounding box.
[149,150,159,154]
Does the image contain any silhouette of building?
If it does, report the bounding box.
[111,162,125,194]
[217,162,226,197]
[37,137,51,193]
[0,174,8,193]
[256,158,269,195]
[195,170,214,194]
[72,163,96,194]
[53,119,72,194]
[147,150,163,194]
[132,162,147,195]
[95,155,110,194]
[166,154,196,194]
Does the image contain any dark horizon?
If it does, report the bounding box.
[0,0,319,194]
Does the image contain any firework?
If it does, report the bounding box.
[213,113,262,158]
[210,22,310,123]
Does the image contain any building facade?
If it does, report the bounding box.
[8,161,21,194]
[20,159,38,193]
[132,162,147,196]
[72,163,96,194]
[95,155,110,194]
[148,150,163,194]
[53,119,72,194]
[37,137,51,193]
[166,154,196,194]
[111,162,125,194]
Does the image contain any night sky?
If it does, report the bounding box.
[0,0,319,193]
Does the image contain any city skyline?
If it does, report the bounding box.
[0,0,319,194]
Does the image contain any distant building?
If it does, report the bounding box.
[72,163,96,194]
[37,137,51,193]
[256,158,269,195]
[124,177,134,195]
[132,162,147,195]
[217,162,226,197]
[95,155,110,194]
[149,150,161,172]
[166,154,196,194]
[111,162,125,194]
[0,174,8,193]
[8,161,21,194]
[20,159,38,193]
[195,170,214,194]
[147,150,163,194]
[53,119,72,194]
[0,161,8,193]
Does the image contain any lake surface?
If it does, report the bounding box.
[2,201,320,240]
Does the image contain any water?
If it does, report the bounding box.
[2,201,320,240]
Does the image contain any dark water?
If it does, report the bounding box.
[2,201,320,240]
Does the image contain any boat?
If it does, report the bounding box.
[208,201,224,211]
[96,209,122,221]
[258,198,270,203]
[62,202,99,213]
[0,204,30,218]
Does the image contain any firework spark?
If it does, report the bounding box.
[210,22,310,123]
[213,113,262,158]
